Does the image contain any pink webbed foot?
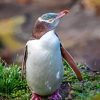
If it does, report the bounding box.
[30,93,42,100]
[48,90,62,100]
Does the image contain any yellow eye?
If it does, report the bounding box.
[49,19,53,22]
[48,19,55,23]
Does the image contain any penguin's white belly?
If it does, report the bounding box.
[26,31,63,96]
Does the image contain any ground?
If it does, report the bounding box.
[0,60,99,100]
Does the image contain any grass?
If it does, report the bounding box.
[0,61,100,100]
[0,62,30,100]
[64,62,100,100]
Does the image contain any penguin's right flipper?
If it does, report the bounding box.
[60,44,83,81]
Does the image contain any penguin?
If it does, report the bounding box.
[22,10,82,100]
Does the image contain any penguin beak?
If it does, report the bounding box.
[55,9,69,20]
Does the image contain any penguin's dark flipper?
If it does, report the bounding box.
[60,44,82,81]
[22,45,28,78]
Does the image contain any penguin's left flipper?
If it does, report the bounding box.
[60,44,83,81]
[22,45,28,78]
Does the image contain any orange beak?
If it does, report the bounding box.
[55,9,69,20]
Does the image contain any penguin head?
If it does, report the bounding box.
[38,10,69,30]
[33,10,69,39]
[34,10,69,32]
[38,13,60,29]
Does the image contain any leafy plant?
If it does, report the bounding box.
[0,61,100,100]
[0,62,30,99]
[64,61,100,100]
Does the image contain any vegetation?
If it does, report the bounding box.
[0,62,30,100]
[64,62,100,100]
[0,61,100,100]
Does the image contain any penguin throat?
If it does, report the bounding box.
[32,21,55,39]
[32,29,55,39]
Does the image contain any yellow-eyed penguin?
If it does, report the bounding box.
[22,10,82,100]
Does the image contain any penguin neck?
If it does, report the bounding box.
[32,21,55,39]
[32,29,54,39]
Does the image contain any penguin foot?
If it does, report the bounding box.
[30,93,42,100]
[48,90,62,100]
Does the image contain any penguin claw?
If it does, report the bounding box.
[48,90,62,100]
[30,93,42,100]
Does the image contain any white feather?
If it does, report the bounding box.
[26,30,63,96]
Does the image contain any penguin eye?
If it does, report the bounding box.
[49,19,53,22]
